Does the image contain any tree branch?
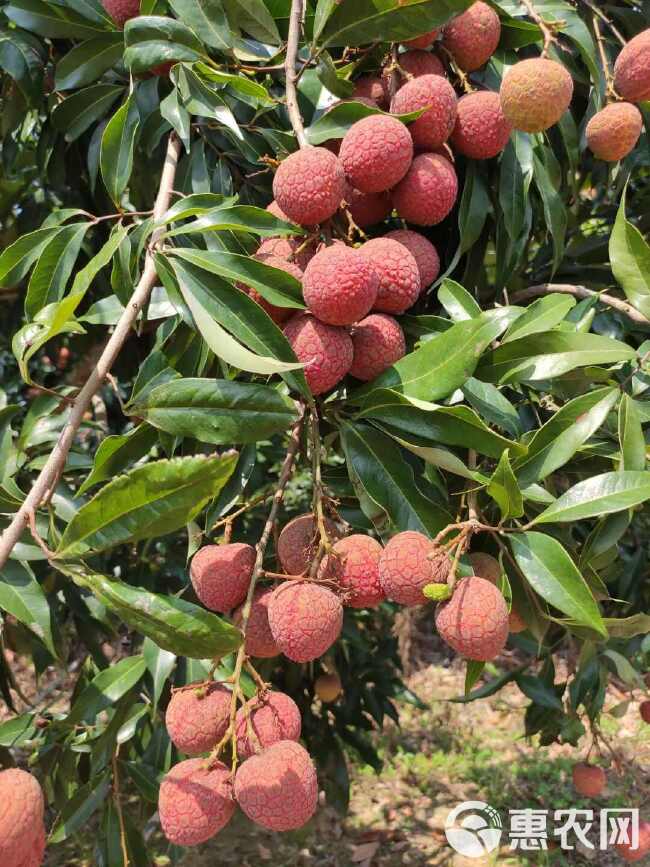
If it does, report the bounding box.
[0,133,182,571]
[285,0,307,147]
[518,0,559,57]
[510,283,650,326]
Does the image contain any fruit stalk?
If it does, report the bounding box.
[285,0,307,147]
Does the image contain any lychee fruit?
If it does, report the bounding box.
[267,581,343,662]
[614,29,650,103]
[345,187,392,228]
[272,146,346,226]
[640,700,650,724]
[507,607,527,634]
[500,58,574,133]
[385,229,440,288]
[572,763,606,798]
[451,90,512,159]
[586,102,643,162]
[339,115,413,193]
[0,769,46,867]
[315,672,342,702]
[165,682,231,755]
[469,551,526,634]
[283,314,353,395]
[235,691,302,759]
[234,740,318,831]
[349,314,406,381]
[266,200,291,221]
[404,29,439,50]
[257,235,316,271]
[190,543,255,613]
[159,758,235,846]
[233,587,279,658]
[101,0,139,27]
[396,49,446,81]
[242,254,302,325]
[378,531,450,606]
[391,74,458,149]
[442,1,501,71]
[302,244,378,325]
[352,75,388,108]
[277,513,340,575]
[360,237,420,314]
[318,534,385,607]
[391,152,458,225]
[435,575,509,660]
[616,819,650,862]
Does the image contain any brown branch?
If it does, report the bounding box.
[0,133,182,571]
[510,283,650,326]
[579,0,626,47]
[519,0,559,57]
[285,0,307,147]
[592,15,617,101]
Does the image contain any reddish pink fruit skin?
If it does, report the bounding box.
[165,683,231,755]
[0,769,46,867]
[190,543,255,613]
[360,237,420,314]
[243,254,302,325]
[572,764,606,798]
[500,58,574,133]
[385,229,440,288]
[392,152,458,226]
[319,534,385,607]
[266,200,290,221]
[234,740,318,831]
[379,530,446,606]
[159,758,235,846]
[442,1,501,71]
[350,314,406,381]
[257,235,315,272]
[235,691,302,759]
[273,147,346,226]
[353,75,388,107]
[641,700,650,724]
[234,587,279,658]
[616,820,650,863]
[614,30,650,103]
[391,75,457,149]
[283,314,353,395]
[302,245,378,326]
[435,575,509,661]
[399,49,445,79]
[346,187,392,228]
[267,581,343,662]
[586,102,643,162]
[340,115,413,193]
[277,513,339,575]
[451,91,512,159]
[404,29,440,50]
[102,0,139,26]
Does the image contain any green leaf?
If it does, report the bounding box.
[604,614,650,639]
[609,185,650,319]
[533,145,567,275]
[55,452,237,558]
[0,228,61,288]
[0,560,57,658]
[222,0,280,45]
[52,84,125,142]
[175,66,242,140]
[503,294,575,343]
[49,776,112,843]
[24,223,90,318]
[509,532,606,637]
[67,656,147,725]
[488,449,523,519]
[0,27,46,102]
[78,424,157,496]
[143,637,175,710]
[305,100,381,146]
[123,15,203,72]
[5,0,104,39]
[437,279,481,321]
[162,204,302,239]
[532,471,650,524]
[618,394,645,471]
[499,133,533,241]
[168,0,230,50]
[55,34,124,90]
[516,674,563,710]
[461,377,522,438]
[101,94,140,204]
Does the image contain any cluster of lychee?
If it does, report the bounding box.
[0,768,47,867]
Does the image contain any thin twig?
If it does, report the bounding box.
[510,283,650,326]
[308,403,331,578]
[578,0,626,47]
[467,450,478,522]
[112,749,129,866]
[285,0,307,147]
[592,15,617,101]
[519,0,559,57]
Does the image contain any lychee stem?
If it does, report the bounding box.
[285,0,307,147]
[592,15,619,102]
[308,404,333,578]
[518,0,560,58]
[438,44,475,93]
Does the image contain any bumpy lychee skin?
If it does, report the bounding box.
[273,147,346,226]
[346,187,392,228]
[165,682,231,756]
[442,1,501,71]
[0,769,46,867]
[360,238,420,314]
[268,581,343,662]
[318,534,385,607]
[339,115,413,193]
[266,200,291,221]
[353,75,388,107]
[302,244,378,326]
[392,152,458,226]
[616,819,650,863]
[233,587,279,658]
[398,49,446,80]
[379,531,450,606]
[586,102,643,162]
[350,314,406,381]
[257,235,316,272]
[283,314,353,395]
[451,90,512,159]
[244,254,302,326]
[234,740,318,831]
[235,691,302,759]
[315,672,342,703]
[391,74,457,149]
[277,513,339,575]
[572,763,606,798]
[159,758,235,846]
[405,29,439,50]
[102,0,139,27]
[435,575,509,661]
[469,551,526,634]
[190,543,255,613]
[641,700,650,724]
[500,58,574,133]
[614,29,650,103]
[385,229,440,288]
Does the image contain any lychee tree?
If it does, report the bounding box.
[0,0,649,861]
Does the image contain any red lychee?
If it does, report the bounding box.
[339,115,413,193]
[302,244,378,326]
[391,152,458,226]
[398,48,445,79]
[165,682,231,755]
[616,819,650,863]
[442,1,501,71]
[404,29,440,50]
[572,763,606,798]
[345,187,392,228]
[435,575,509,661]
[235,691,302,759]
[614,29,650,103]
[349,314,406,381]
[352,75,388,108]
[318,534,385,607]
[0,769,46,867]
[234,740,318,831]
[283,314,353,395]
[469,551,526,634]
[159,758,235,846]
[379,531,450,606]
[385,229,440,289]
[257,235,316,271]
[243,254,302,325]
[360,237,420,314]
[640,700,650,724]
[276,513,340,575]
[500,58,574,133]
[266,200,291,221]
[451,90,512,159]
[267,581,343,662]
[273,147,346,226]
[190,543,255,613]
[233,587,279,658]
[101,0,139,26]
[586,102,643,162]
[391,74,458,149]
